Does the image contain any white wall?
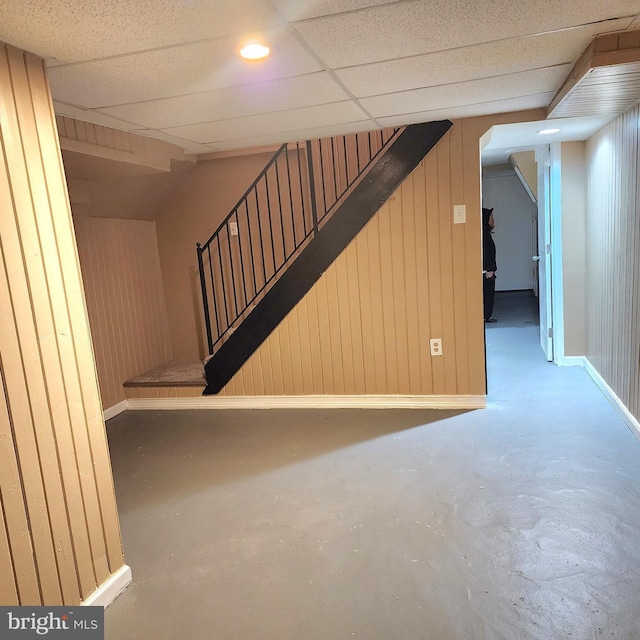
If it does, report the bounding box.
[482,170,536,291]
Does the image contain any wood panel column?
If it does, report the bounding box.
[0,43,125,605]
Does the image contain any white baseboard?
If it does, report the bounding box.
[103,400,128,421]
[558,355,587,367]
[584,359,640,441]
[127,395,486,410]
[82,564,132,608]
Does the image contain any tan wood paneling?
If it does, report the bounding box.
[74,217,173,410]
[586,104,640,421]
[216,112,543,397]
[425,146,445,394]
[56,115,187,173]
[0,482,20,604]
[0,368,39,605]
[10,44,104,601]
[0,42,124,605]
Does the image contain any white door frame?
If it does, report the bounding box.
[536,141,566,364]
[536,144,554,361]
[480,128,567,365]
[549,141,566,365]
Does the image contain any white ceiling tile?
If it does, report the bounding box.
[3,0,637,154]
[209,119,375,150]
[295,0,640,68]
[0,0,281,62]
[360,66,571,118]
[99,73,350,129]
[47,27,321,108]
[376,93,556,128]
[53,102,143,131]
[161,101,369,143]
[336,19,633,97]
[271,0,396,21]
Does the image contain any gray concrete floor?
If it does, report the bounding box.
[105,291,640,639]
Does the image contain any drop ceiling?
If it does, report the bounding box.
[1,0,640,153]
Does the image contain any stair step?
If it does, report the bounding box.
[124,361,206,388]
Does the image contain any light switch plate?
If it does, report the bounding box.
[453,204,466,224]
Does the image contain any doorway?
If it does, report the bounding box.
[481,152,542,346]
[480,132,564,371]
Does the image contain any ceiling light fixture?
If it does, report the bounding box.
[239,41,270,61]
[538,128,560,135]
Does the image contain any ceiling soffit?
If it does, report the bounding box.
[548,30,640,118]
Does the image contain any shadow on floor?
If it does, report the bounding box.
[107,408,468,513]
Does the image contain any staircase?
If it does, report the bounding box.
[198,120,452,394]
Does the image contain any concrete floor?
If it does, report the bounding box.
[105,292,640,639]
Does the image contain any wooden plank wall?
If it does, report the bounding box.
[74,217,173,410]
[204,129,400,350]
[0,43,124,605]
[217,112,543,397]
[57,114,136,153]
[55,114,185,171]
[585,104,640,421]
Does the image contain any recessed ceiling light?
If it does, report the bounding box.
[239,42,270,60]
[538,128,560,135]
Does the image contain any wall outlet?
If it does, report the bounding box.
[453,204,466,224]
[430,338,443,356]
[229,221,238,236]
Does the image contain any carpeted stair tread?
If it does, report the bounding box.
[124,361,206,387]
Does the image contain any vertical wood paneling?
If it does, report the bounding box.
[336,253,356,392]
[437,132,458,395]
[0,87,64,607]
[295,294,313,393]
[306,288,325,394]
[378,203,399,393]
[413,160,433,393]
[0,43,124,605]
[450,120,470,394]
[288,307,303,395]
[0,368,39,605]
[402,176,422,395]
[0,481,19,604]
[346,247,365,395]
[367,217,388,394]
[73,217,172,410]
[325,268,345,393]
[425,148,445,394]
[462,118,485,395]
[586,104,640,422]
[218,112,543,397]
[355,232,377,394]
[14,49,108,598]
[390,194,410,392]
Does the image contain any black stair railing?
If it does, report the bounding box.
[197,128,402,356]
